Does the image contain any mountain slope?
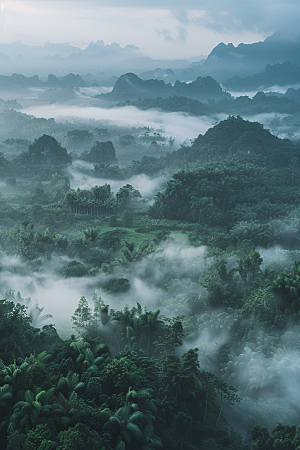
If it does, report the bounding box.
[198,32,300,82]
[103,72,229,102]
[223,62,300,91]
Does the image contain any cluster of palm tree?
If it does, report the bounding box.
[65,189,120,216]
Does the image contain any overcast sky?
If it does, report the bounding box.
[0,0,299,59]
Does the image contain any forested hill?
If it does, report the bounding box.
[0,134,72,179]
[102,72,229,102]
[149,163,300,228]
[143,117,300,230]
[121,91,300,117]
[190,116,284,157]
[129,116,299,177]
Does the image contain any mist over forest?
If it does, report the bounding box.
[0,10,300,450]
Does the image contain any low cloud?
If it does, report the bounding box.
[170,1,300,36]
[23,104,225,142]
[67,162,169,199]
[0,238,210,338]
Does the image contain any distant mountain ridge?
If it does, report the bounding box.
[0,72,86,88]
[123,90,300,116]
[197,32,300,82]
[0,40,150,77]
[0,40,143,59]
[223,62,300,91]
[103,72,230,102]
[0,32,299,84]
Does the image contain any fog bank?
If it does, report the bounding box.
[67,161,169,199]
[23,104,226,142]
[0,238,209,338]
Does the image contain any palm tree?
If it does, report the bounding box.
[28,304,53,328]
[83,228,99,242]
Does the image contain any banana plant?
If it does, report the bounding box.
[103,391,162,450]
[0,384,13,409]
[8,388,58,433]
[57,372,85,398]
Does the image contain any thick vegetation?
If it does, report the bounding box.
[1,116,300,449]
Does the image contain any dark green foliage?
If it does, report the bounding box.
[16,135,72,166]
[3,113,300,450]
[109,215,119,227]
[83,227,99,242]
[61,261,88,278]
[237,246,263,283]
[201,258,238,308]
[0,299,40,364]
[128,116,300,179]
[93,163,125,179]
[66,129,93,148]
[121,210,133,228]
[128,155,163,177]
[6,224,70,261]
[251,424,300,450]
[116,184,141,209]
[103,278,130,294]
[82,141,117,164]
[120,239,154,263]
[99,229,127,250]
[92,183,111,202]
[272,261,300,314]
[0,295,250,450]
[64,185,120,216]
[150,162,300,227]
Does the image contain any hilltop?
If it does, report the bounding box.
[148,117,300,227]
[101,72,230,102]
[128,116,299,178]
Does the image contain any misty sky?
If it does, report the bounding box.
[0,0,299,59]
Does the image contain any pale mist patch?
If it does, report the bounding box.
[242,112,298,139]
[224,88,259,98]
[178,325,230,371]
[67,161,169,199]
[0,239,210,338]
[23,104,226,142]
[78,86,113,97]
[267,83,300,93]
[225,83,300,98]
[0,260,124,339]
[0,254,85,337]
[132,236,209,283]
[225,340,300,432]
[257,245,298,271]
[243,112,286,127]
